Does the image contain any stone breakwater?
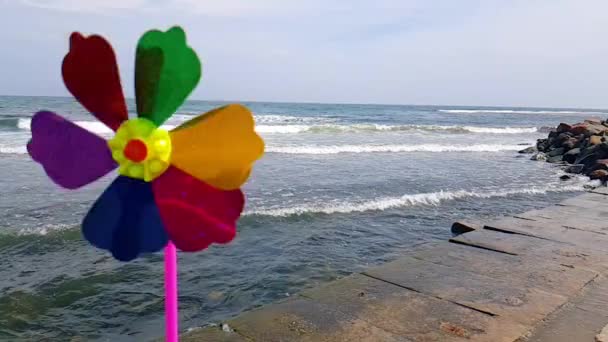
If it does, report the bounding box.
[522,118,608,182]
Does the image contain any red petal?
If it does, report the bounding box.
[152,166,244,252]
[62,32,128,131]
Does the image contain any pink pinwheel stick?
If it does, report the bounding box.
[165,242,178,342]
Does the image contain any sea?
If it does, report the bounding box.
[0,95,604,341]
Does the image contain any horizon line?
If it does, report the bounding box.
[0,94,606,112]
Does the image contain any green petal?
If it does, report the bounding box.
[135,26,202,126]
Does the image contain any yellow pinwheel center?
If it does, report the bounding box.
[108,118,172,182]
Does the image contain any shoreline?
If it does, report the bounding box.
[182,187,608,341]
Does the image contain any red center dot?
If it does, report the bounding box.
[124,139,148,162]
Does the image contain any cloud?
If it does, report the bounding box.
[4,0,608,107]
[19,0,150,12]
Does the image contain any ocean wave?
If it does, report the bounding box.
[16,118,176,135]
[14,117,540,135]
[266,143,529,154]
[0,145,27,154]
[256,124,540,134]
[17,118,114,134]
[439,109,607,115]
[246,182,596,217]
[0,117,21,130]
[254,114,334,124]
[0,142,530,156]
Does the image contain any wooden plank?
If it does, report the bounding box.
[485,217,608,252]
[451,229,608,275]
[228,297,407,342]
[404,242,597,298]
[301,273,527,342]
[363,255,568,324]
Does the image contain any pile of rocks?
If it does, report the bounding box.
[521,118,608,182]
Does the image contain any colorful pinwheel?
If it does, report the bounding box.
[27,27,264,340]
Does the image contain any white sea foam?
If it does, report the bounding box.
[461,126,538,134]
[439,109,607,115]
[0,142,531,156]
[16,118,31,130]
[17,118,176,134]
[15,117,541,136]
[254,114,333,124]
[255,125,310,133]
[16,224,74,236]
[18,118,113,134]
[266,144,529,154]
[0,145,27,154]
[246,182,597,217]
[255,124,540,134]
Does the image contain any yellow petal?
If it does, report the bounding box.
[169,104,264,190]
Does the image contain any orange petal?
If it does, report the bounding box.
[169,104,264,190]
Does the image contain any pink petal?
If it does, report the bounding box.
[152,166,244,252]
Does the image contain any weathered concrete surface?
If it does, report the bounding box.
[364,254,571,323]
[485,217,608,252]
[523,277,608,342]
[299,273,519,341]
[181,190,608,341]
[451,228,608,275]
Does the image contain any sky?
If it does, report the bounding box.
[0,0,607,108]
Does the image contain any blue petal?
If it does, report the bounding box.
[82,176,169,261]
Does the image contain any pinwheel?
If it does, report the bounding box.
[27,27,264,341]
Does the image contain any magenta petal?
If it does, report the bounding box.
[28,111,117,189]
[152,166,244,252]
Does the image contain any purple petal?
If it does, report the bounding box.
[28,111,117,189]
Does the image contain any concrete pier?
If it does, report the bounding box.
[182,188,608,341]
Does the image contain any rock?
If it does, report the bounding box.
[589,169,608,181]
[574,144,608,167]
[547,155,564,163]
[563,147,581,163]
[570,124,588,135]
[593,159,608,171]
[518,146,537,154]
[590,135,604,145]
[562,137,579,150]
[570,123,608,136]
[546,147,565,157]
[585,118,602,125]
[560,175,571,180]
[565,164,584,174]
[556,123,572,133]
[451,221,482,235]
[536,138,551,152]
[530,152,547,161]
[552,133,573,148]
